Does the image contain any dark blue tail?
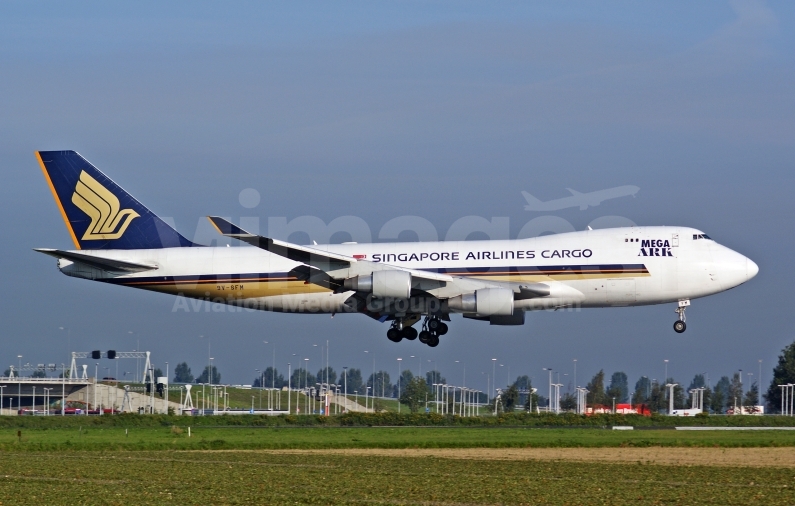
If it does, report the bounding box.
[36,151,197,250]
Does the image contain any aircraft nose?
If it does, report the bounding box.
[712,246,757,289]
[746,257,759,280]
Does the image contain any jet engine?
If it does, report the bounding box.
[447,288,514,316]
[343,270,412,299]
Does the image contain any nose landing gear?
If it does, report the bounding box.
[673,300,690,333]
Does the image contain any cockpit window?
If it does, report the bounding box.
[692,234,712,240]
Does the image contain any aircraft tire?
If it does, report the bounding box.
[418,330,432,344]
[673,320,686,333]
[428,319,440,331]
[437,322,448,335]
[427,334,440,347]
[403,327,418,340]
[387,328,403,342]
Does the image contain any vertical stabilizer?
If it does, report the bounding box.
[36,150,197,250]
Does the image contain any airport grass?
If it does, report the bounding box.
[3,411,795,429]
[0,450,792,505]
[1,426,795,452]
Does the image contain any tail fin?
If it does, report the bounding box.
[36,151,197,250]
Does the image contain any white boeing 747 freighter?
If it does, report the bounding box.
[35,151,758,347]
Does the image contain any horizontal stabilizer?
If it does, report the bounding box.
[34,248,158,273]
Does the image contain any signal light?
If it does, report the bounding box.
[107,350,116,360]
[91,350,101,360]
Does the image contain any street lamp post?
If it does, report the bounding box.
[491,358,497,409]
[397,358,402,413]
[304,358,309,414]
[573,359,577,392]
[342,367,348,413]
[485,373,489,411]
[365,350,376,409]
[263,340,273,410]
[543,368,553,413]
[46,388,54,415]
[256,369,261,409]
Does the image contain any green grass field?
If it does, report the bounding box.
[3,426,795,451]
[3,420,795,504]
[0,449,791,505]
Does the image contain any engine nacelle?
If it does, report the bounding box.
[343,270,412,299]
[447,288,514,316]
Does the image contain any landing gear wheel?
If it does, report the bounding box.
[673,320,686,333]
[402,327,418,340]
[428,333,440,347]
[428,319,440,331]
[387,328,402,342]
[418,330,432,344]
[437,322,448,336]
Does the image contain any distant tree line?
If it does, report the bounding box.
[172,362,222,385]
[166,338,795,414]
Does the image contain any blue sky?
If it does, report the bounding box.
[1,1,793,392]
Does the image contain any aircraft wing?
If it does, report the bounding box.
[207,216,352,270]
[34,248,158,273]
[207,217,454,285]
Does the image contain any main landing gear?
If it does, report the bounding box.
[418,316,447,348]
[386,316,447,347]
[673,299,690,333]
[386,320,418,343]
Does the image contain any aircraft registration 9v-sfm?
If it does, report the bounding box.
[34,151,758,347]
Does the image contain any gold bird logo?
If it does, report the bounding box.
[71,170,139,240]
